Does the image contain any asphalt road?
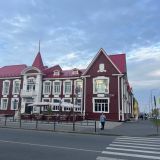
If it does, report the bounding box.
[0,128,115,160]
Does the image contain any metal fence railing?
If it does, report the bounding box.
[0,115,98,134]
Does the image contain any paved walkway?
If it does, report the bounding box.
[0,117,160,137]
[103,119,159,137]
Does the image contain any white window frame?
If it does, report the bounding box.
[42,98,50,102]
[53,70,60,76]
[53,80,61,95]
[93,76,109,94]
[73,98,82,112]
[52,98,61,111]
[11,98,19,110]
[72,70,79,75]
[42,98,50,111]
[93,97,109,113]
[63,98,72,103]
[2,80,10,95]
[0,98,8,110]
[12,79,21,95]
[43,81,51,95]
[63,80,72,95]
[74,79,83,97]
[26,77,36,92]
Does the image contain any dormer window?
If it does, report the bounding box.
[72,68,79,75]
[53,70,60,76]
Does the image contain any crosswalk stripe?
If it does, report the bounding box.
[107,147,160,154]
[110,143,160,150]
[117,137,160,142]
[96,156,126,160]
[115,139,160,144]
[118,136,160,140]
[102,151,160,160]
[113,141,160,147]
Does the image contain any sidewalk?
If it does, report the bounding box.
[102,119,160,137]
[0,118,159,137]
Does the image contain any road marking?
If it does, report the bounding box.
[117,137,160,141]
[102,151,160,160]
[96,156,126,160]
[113,141,160,147]
[110,143,160,150]
[0,139,101,153]
[107,147,160,154]
[115,139,160,144]
[118,136,160,140]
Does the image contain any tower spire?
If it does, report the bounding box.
[39,40,40,53]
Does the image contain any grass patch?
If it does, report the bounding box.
[151,119,160,126]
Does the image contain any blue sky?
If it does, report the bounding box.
[0,0,160,112]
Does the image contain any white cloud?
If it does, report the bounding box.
[127,42,160,62]
[130,79,160,90]
[66,53,78,60]
[2,15,31,28]
[147,70,160,77]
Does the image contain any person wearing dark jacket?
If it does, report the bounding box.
[100,112,106,130]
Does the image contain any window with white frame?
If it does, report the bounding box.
[52,98,61,104]
[75,80,83,95]
[0,98,8,110]
[11,98,19,110]
[52,98,61,111]
[72,70,78,75]
[53,81,61,94]
[64,81,72,94]
[42,98,50,111]
[2,80,10,95]
[93,98,109,113]
[74,98,82,112]
[43,81,51,94]
[13,80,21,94]
[53,70,60,76]
[93,77,109,94]
[26,78,36,92]
[63,98,71,103]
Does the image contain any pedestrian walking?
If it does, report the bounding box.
[100,112,106,130]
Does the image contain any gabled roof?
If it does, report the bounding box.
[43,65,62,74]
[83,48,122,75]
[32,52,44,70]
[109,54,127,73]
[0,64,27,78]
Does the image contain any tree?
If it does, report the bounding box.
[152,108,159,118]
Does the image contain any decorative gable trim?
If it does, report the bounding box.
[83,48,121,75]
[21,66,42,75]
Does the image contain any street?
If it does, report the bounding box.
[0,127,160,160]
[0,128,114,160]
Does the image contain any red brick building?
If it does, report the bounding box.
[0,48,133,121]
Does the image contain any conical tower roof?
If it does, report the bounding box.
[32,52,44,70]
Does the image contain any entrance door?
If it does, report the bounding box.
[25,103,32,114]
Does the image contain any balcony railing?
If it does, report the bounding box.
[20,90,37,97]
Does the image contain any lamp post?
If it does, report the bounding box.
[72,86,79,131]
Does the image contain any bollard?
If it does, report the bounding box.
[53,121,56,131]
[95,120,96,133]
[19,118,22,128]
[36,119,38,129]
[5,116,7,126]
[73,122,75,131]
